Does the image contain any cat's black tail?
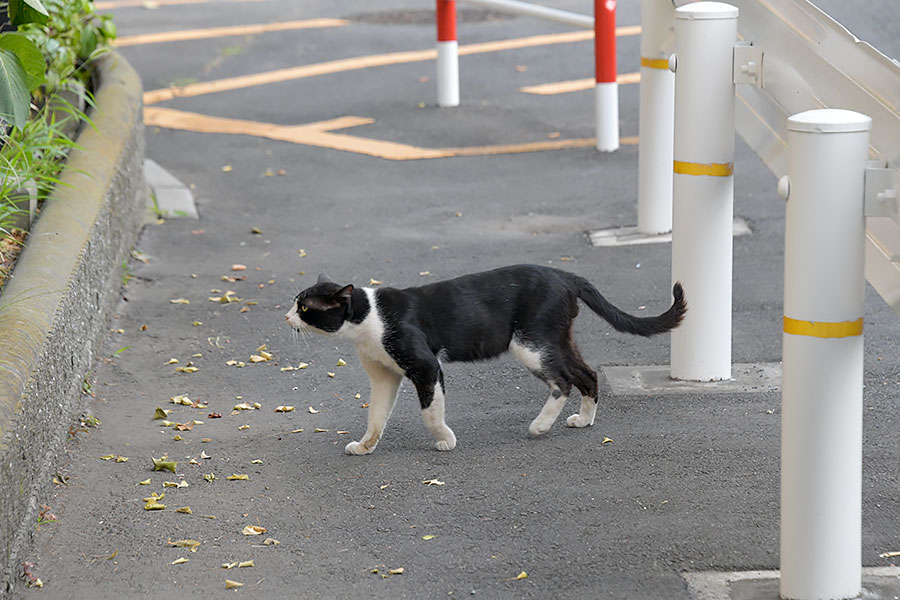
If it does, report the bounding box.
[574,279,687,337]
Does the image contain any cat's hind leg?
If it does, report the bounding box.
[345,357,403,456]
[565,352,599,429]
[528,382,571,436]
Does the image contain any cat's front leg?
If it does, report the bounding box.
[410,364,457,452]
[345,358,403,456]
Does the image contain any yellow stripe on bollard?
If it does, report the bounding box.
[673,160,734,177]
[640,57,670,70]
[783,316,863,338]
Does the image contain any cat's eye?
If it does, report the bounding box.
[300,305,308,312]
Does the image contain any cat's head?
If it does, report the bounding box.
[285,274,354,335]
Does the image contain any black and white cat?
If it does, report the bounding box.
[285,265,686,455]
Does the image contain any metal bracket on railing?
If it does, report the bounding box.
[733,42,763,86]
[864,161,900,218]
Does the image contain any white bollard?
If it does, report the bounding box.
[779,109,871,600]
[594,0,619,152]
[437,0,460,108]
[669,2,737,382]
[637,0,675,235]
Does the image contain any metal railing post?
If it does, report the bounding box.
[637,0,675,234]
[779,109,871,600]
[670,2,737,382]
[436,0,460,107]
[594,0,618,152]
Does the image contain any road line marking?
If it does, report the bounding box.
[143,27,641,105]
[520,71,640,95]
[96,0,268,9]
[143,106,637,160]
[113,19,348,47]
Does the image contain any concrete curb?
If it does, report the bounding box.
[0,52,145,596]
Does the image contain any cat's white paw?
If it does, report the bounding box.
[435,438,456,452]
[566,414,593,428]
[344,440,374,455]
[435,429,457,451]
[528,419,553,436]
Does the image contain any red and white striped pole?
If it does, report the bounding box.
[594,0,619,151]
[436,0,460,107]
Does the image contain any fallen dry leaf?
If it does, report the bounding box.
[232,264,247,271]
[313,428,328,433]
[336,358,347,367]
[222,562,238,569]
[515,571,528,580]
[209,412,222,419]
[308,407,319,414]
[227,474,249,481]
[171,557,189,565]
[238,424,250,431]
[168,539,201,551]
[274,406,295,413]
[879,550,900,558]
[166,358,179,364]
[152,458,177,472]
[262,538,280,546]
[175,422,194,432]
[602,437,614,445]
[389,567,404,575]
[203,473,216,482]
[242,525,267,536]
[171,395,194,406]
[369,278,382,286]
[144,500,165,511]
[169,298,190,304]
[152,407,170,420]
[422,535,436,541]
[138,479,151,485]
[175,366,199,374]
[250,459,263,464]
[238,560,254,568]
[225,580,243,589]
[422,479,445,486]
[175,506,192,514]
[163,481,189,489]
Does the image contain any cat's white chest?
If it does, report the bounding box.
[340,288,404,375]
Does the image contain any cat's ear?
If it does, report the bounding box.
[317,273,332,284]
[336,285,354,300]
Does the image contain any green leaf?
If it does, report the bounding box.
[0,33,46,92]
[8,0,50,27]
[0,49,31,129]
[77,27,98,60]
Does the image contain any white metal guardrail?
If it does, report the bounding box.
[670,0,900,316]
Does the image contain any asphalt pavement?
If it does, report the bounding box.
[21,1,900,598]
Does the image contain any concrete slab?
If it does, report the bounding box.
[683,567,900,600]
[589,217,752,247]
[602,362,782,395]
[143,158,199,219]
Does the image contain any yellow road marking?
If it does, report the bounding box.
[520,71,640,95]
[673,160,734,177]
[113,19,348,47]
[143,106,637,161]
[144,26,641,105]
[96,0,268,9]
[783,316,863,338]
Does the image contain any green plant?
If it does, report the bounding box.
[0,0,115,284]
[18,0,116,95]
